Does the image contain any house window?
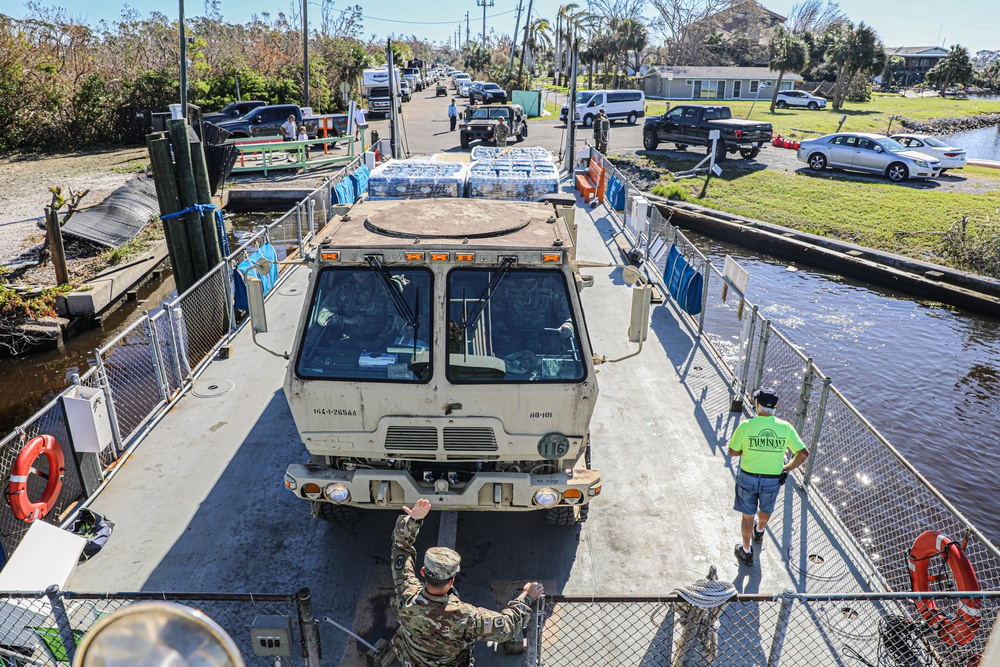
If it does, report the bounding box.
[780,81,794,91]
[733,81,742,98]
[716,80,726,99]
[695,80,718,99]
[749,81,759,94]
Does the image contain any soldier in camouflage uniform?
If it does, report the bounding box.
[390,499,543,667]
[316,271,401,349]
[593,108,610,155]
[493,117,510,148]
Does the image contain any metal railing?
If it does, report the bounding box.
[584,147,1000,618]
[229,133,363,175]
[0,587,320,666]
[0,159,365,564]
[529,591,1000,667]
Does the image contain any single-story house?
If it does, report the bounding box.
[641,66,802,101]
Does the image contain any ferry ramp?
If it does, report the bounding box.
[68,187,879,666]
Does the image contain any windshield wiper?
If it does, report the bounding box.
[365,255,419,331]
[462,257,516,332]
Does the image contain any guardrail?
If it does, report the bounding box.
[0,587,320,666]
[0,158,362,565]
[582,145,1000,643]
[229,132,365,175]
[529,591,1000,667]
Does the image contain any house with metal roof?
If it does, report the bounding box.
[885,46,949,84]
[641,66,803,101]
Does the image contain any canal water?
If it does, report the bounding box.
[943,124,1000,160]
[685,230,1000,547]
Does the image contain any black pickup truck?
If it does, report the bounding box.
[642,105,772,160]
[213,104,348,142]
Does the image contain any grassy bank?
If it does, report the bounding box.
[644,93,1000,140]
[629,155,1000,267]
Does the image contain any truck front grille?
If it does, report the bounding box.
[385,426,438,451]
[443,427,498,452]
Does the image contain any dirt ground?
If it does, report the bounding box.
[0,147,149,270]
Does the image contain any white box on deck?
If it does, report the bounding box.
[62,385,114,454]
[0,521,85,591]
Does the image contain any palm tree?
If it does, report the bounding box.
[768,26,808,112]
[614,17,647,87]
[525,17,552,69]
[556,4,592,86]
[826,21,886,110]
[926,45,974,95]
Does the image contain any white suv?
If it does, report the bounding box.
[775,90,827,110]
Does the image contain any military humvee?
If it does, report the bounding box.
[459,104,528,150]
[277,197,602,525]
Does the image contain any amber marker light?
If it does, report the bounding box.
[430,253,450,261]
[321,252,340,261]
[405,252,425,261]
[455,253,475,262]
[542,253,562,262]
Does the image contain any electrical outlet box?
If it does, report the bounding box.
[250,615,292,657]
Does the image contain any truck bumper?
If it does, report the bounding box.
[284,464,602,511]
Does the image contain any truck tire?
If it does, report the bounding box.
[739,147,760,160]
[545,504,589,525]
[519,125,527,141]
[711,141,727,162]
[583,114,595,128]
[643,130,659,151]
[460,132,470,150]
[314,502,363,525]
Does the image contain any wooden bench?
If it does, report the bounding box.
[575,157,606,204]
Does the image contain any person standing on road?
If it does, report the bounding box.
[728,387,809,567]
[448,99,459,131]
[593,108,610,155]
[281,114,297,160]
[353,105,367,142]
[494,116,510,148]
[390,499,542,667]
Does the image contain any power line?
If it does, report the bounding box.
[313,2,516,26]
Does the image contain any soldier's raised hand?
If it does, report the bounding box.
[522,582,544,599]
[403,498,431,520]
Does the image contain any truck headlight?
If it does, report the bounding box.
[325,483,350,503]
[533,487,561,507]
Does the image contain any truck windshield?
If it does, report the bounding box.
[296,267,433,382]
[447,269,584,383]
[370,87,390,98]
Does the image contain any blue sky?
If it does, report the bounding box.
[8,0,998,54]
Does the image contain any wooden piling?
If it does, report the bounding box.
[45,206,70,285]
[190,139,223,266]
[168,119,210,280]
[146,134,196,294]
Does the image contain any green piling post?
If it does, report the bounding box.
[190,139,223,266]
[168,119,209,281]
[147,134,196,294]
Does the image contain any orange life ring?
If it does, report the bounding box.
[7,434,65,523]
[909,530,981,645]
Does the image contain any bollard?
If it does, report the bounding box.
[767,589,796,667]
[297,588,322,667]
[45,585,77,664]
[802,377,832,487]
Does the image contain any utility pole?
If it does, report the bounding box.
[465,12,470,51]
[516,0,535,85]
[387,39,400,160]
[302,0,309,109]
[178,0,187,115]
[509,0,523,70]
[564,37,579,173]
[476,0,493,45]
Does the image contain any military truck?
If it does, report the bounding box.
[459,104,528,150]
[271,197,605,525]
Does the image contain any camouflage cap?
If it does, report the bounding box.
[424,547,461,580]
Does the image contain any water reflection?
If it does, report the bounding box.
[686,231,1000,544]
[942,125,1000,161]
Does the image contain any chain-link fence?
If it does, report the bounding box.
[531,592,1000,667]
[591,148,1000,613]
[0,165,359,564]
[0,587,320,666]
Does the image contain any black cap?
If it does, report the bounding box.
[753,387,779,408]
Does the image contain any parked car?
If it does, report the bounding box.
[891,134,967,171]
[560,89,645,127]
[400,80,412,102]
[796,133,941,182]
[203,100,267,124]
[458,81,472,98]
[470,81,508,105]
[642,105,772,160]
[774,90,827,110]
[459,104,527,150]
[453,73,471,89]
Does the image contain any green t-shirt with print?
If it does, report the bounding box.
[728,415,806,475]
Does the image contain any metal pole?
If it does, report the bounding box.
[802,377,831,486]
[740,305,759,392]
[794,359,815,433]
[563,38,579,173]
[308,198,316,239]
[510,0,523,70]
[95,349,124,457]
[516,0,534,85]
[302,0,309,109]
[751,320,771,395]
[224,259,237,339]
[45,586,77,664]
[179,0,187,115]
[767,589,796,667]
[697,256,710,335]
[163,303,185,387]
[295,202,304,258]
[144,316,169,402]
[387,39,400,160]
[297,588,322,667]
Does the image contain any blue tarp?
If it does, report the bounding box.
[349,163,370,198]
[233,243,279,311]
[606,175,626,211]
[664,244,703,315]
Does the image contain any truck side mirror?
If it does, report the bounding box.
[254,116,262,124]
[248,276,268,334]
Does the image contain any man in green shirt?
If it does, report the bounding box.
[728,387,809,567]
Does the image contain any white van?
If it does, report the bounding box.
[560,89,646,127]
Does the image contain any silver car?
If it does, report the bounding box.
[796,132,941,182]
